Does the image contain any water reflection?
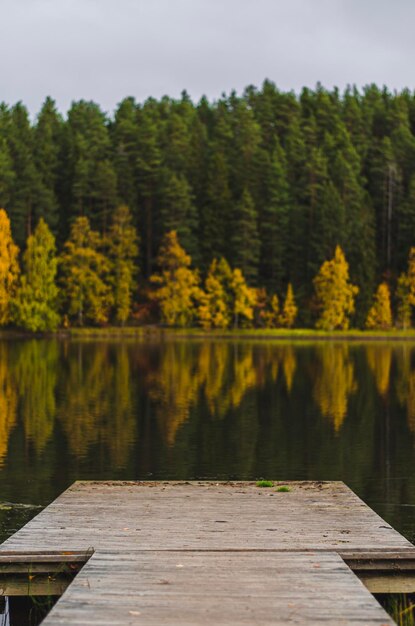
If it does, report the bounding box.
[0,339,415,543]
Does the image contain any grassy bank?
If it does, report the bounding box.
[3,325,415,341]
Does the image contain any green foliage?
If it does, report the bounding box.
[12,218,60,331]
[256,480,274,487]
[276,486,291,492]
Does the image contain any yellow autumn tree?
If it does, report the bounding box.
[198,258,231,329]
[231,268,257,328]
[60,217,113,326]
[106,205,139,325]
[365,282,392,330]
[262,294,279,329]
[0,208,20,325]
[279,283,298,328]
[313,245,358,330]
[151,231,201,327]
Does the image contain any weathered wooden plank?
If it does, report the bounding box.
[1,481,412,624]
[2,481,413,556]
[41,551,395,626]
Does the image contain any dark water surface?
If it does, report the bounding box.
[0,338,415,545]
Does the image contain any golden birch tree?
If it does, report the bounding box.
[279,283,298,328]
[60,216,113,325]
[106,205,139,325]
[313,245,358,330]
[198,258,231,329]
[365,282,392,330]
[151,231,201,327]
[0,208,20,325]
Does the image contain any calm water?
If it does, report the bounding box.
[0,338,415,545]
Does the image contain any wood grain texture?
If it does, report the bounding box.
[2,481,414,555]
[1,481,412,624]
[41,551,395,626]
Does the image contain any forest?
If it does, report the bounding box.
[2,82,415,330]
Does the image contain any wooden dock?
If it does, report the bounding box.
[1,481,415,625]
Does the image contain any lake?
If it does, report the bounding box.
[0,338,414,546]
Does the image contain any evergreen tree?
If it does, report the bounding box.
[60,216,112,325]
[33,97,63,234]
[0,209,20,325]
[259,145,290,291]
[159,171,199,262]
[313,246,358,330]
[106,205,139,325]
[12,218,60,331]
[231,189,260,283]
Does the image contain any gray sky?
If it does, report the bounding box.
[1,0,414,116]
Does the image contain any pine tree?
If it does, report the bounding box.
[279,283,298,328]
[231,189,260,283]
[313,246,359,330]
[106,205,139,325]
[365,283,392,330]
[159,171,199,262]
[33,97,62,234]
[259,145,290,291]
[60,216,112,325]
[12,218,60,331]
[0,209,20,325]
[151,231,201,327]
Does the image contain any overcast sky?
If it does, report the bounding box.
[1,0,414,117]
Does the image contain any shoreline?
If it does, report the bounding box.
[3,326,415,342]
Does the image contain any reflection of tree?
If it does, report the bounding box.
[313,344,357,432]
[280,346,296,392]
[366,345,392,397]
[0,343,17,466]
[57,343,136,466]
[148,343,202,446]
[104,346,137,467]
[13,340,58,453]
[148,342,298,446]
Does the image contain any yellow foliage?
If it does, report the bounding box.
[60,217,113,325]
[313,245,358,330]
[313,344,357,432]
[281,346,297,392]
[261,294,279,329]
[198,259,231,329]
[279,283,298,328]
[151,231,201,327]
[0,208,20,326]
[365,283,392,330]
[231,268,257,328]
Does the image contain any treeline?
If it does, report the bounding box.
[2,83,415,327]
[1,201,415,331]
